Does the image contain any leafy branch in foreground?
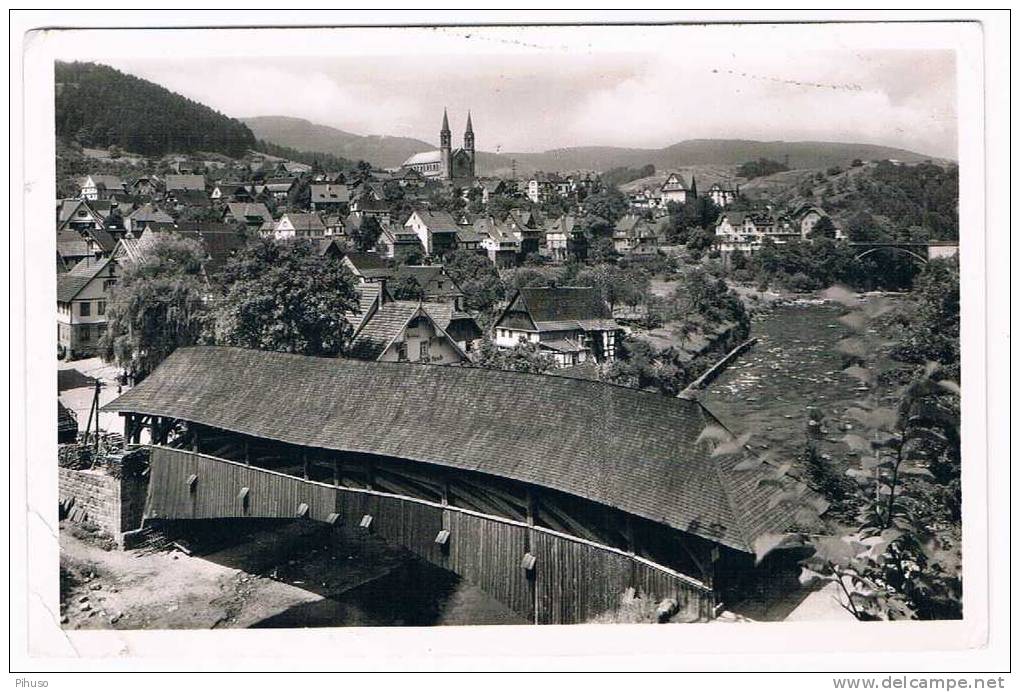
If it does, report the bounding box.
[752,284,961,621]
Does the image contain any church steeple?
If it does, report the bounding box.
[440,108,452,180]
[440,108,451,143]
[463,110,475,154]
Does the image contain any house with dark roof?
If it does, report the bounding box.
[124,203,174,234]
[707,182,738,208]
[309,183,350,213]
[612,214,661,256]
[165,188,211,210]
[263,177,297,201]
[57,229,105,267]
[79,174,125,201]
[341,252,394,283]
[346,298,468,365]
[493,287,621,367]
[164,174,206,193]
[543,214,586,262]
[222,202,274,234]
[391,265,464,305]
[274,212,326,239]
[474,217,521,269]
[210,182,254,203]
[57,199,106,232]
[375,225,422,261]
[405,209,459,256]
[660,172,697,206]
[57,256,119,358]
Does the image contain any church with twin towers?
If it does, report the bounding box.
[400,109,476,182]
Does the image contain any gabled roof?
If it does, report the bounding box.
[343,252,393,279]
[346,302,461,361]
[225,202,274,223]
[278,213,326,232]
[402,150,442,167]
[310,184,351,204]
[164,174,206,191]
[169,189,210,206]
[409,209,458,233]
[57,256,113,302]
[57,199,105,228]
[104,346,820,553]
[128,203,174,224]
[507,287,615,330]
[661,173,691,192]
[81,174,124,190]
[392,265,464,297]
[56,229,95,261]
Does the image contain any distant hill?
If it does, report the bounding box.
[506,140,947,175]
[244,115,945,176]
[55,62,255,158]
[242,116,438,169]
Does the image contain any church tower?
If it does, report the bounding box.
[464,111,475,178]
[440,108,452,180]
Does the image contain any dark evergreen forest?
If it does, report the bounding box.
[55,62,255,158]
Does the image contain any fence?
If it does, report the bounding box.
[146,446,716,624]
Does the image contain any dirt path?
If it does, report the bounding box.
[59,523,321,630]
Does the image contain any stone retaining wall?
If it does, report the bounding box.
[58,466,148,545]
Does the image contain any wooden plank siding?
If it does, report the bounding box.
[145,446,714,624]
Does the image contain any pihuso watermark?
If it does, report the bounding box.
[833,677,1007,689]
[13,681,49,688]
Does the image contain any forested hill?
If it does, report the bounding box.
[55,62,255,158]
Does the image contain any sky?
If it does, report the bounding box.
[67,24,957,158]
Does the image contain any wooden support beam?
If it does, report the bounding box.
[243,439,250,466]
[333,458,339,487]
[302,451,309,481]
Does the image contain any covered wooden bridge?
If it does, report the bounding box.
[104,346,815,624]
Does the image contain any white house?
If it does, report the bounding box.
[57,257,120,358]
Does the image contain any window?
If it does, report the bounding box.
[79,302,91,317]
[97,300,106,316]
[80,325,91,342]
[419,340,431,362]
[103,279,116,291]
[397,342,408,362]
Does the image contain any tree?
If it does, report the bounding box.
[890,259,960,378]
[349,215,383,252]
[390,274,424,301]
[100,235,210,380]
[749,286,961,621]
[444,248,505,313]
[736,158,790,179]
[472,338,555,374]
[810,215,838,239]
[215,239,359,356]
[575,264,650,314]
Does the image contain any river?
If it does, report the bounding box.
[700,298,887,472]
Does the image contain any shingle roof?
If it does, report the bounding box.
[516,287,613,325]
[410,209,459,233]
[164,174,206,191]
[103,345,818,552]
[128,203,174,224]
[57,256,112,302]
[344,252,393,279]
[346,301,423,360]
[225,203,273,224]
[279,213,326,232]
[310,184,350,204]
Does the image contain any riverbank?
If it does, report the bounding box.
[59,518,524,629]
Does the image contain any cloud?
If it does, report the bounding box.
[105,42,957,159]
